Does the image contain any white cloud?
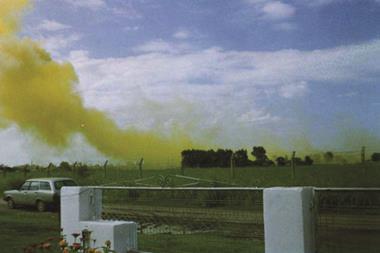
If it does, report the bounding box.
[109,2,142,19]
[173,29,191,40]
[301,0,380,7]
[238,110,280,124]
[279,82,308,98]
[37,19,71,32]
[133,39,193,54]
[39,33,82,57]
[124,26,140,32]
[262,1,296,20]
[63,0,106,10]
[338,91,358,98]
[273,22,297,31]
[246,0,296,20]
[64,39,380,142]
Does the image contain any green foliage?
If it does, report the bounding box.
[371,153,380,162]
[251,146,274,166]
[181,149,233,168]
[6,178,25,190]
[233,149,251,167]
[275,157,287,166]
[251,146,267,161]
[324,151,334,163]
[59,161,72,171]
[304,156,314,166]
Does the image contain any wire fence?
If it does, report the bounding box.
[315,188,380,253]
[100,187,264,253]
[94,186,380,253]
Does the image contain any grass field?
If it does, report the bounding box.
[1,163,380,194]
[1,163,379,252]
[0,202,264,253]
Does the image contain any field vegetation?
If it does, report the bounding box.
[1,157,379,252]
[1,162,380,193]
[0,203,263,252]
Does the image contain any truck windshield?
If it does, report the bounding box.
[54,180,77,190]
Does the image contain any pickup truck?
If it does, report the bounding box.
[3,177,77,211]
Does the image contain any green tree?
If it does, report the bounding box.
[324,151,334,163]
[371,153,380,162]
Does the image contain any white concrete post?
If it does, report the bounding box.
[61,187,138,252]
[264,187,315,253]
[61,187,102,234]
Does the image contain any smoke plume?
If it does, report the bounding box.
[0,0,193,163]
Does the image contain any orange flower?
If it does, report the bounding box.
[63,247,70,253]
[88,248,96,253]
[59,239,68,248]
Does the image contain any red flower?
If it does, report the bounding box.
[72,242,81,250]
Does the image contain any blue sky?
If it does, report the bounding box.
[1,0,380,164]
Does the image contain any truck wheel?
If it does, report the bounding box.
[36,200,46,212]
[7,198,15,209]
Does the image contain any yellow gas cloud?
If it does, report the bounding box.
[0,0,193,163]
[0,0,29,35]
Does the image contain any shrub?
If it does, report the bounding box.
[371,153,380,162]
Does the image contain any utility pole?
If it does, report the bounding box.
[138,158,144,178]
[230,152,235,181]
[291,151,296,184]
[73,161,77,175]
[361,146,366,163]
[180,163,185,176]
[47,163,53,177]
[103,160,108,178]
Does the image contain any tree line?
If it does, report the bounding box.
[181,147,380,168]
[181,146,315,168]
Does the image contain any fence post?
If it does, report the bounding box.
[180,164,185,176]
[291,151,296,183]
[103,160,108,178]
[361,146,366,163]
[1,166,6,178]
[230,152,235,181]
[264,187,315,253]
[47,163,53,177]
[73,162,77,175]
[61,187,137,252]
[23,165,28,178]
[138,158,144,178]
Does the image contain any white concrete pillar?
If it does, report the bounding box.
[264,187,315,253]
[61,187,102,236]
[61,186,138,252]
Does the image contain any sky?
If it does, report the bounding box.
[1,0,380,165]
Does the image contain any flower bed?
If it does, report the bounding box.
[23,229,139,253]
